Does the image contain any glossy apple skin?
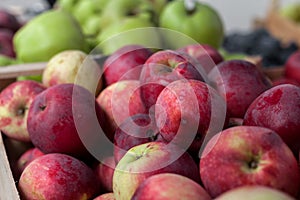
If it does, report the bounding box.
[96,80,147,141]
[243,84,300,155]
[114,114,161,163]
[94,156,115,193]
[200,126,300,198]
[103,45,152,86]
[19,153,100,200]
[285,51,300,83]
[94,193,115,200]
[27,83,104,159]
[215,186,296,200]
[16,147,44,177]
[0,80,46,141]
[140,50,204,110]
[208,60,272,119]
[177,44,224,73]
[113,141,200,200]
[155,79,227,157]
[132,173,211,200]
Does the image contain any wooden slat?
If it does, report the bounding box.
[0,62,46,79]
[0,133,20,200]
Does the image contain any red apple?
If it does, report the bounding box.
[208,60,272,119]
[155,79,227,157]
[0,28,15,58]
[0,9,21,32]
[113,141,200,200]
[16,147,44,177]
[103,45,152,86]
[132,173,211,200]
[94,193,115,200]
[0,80,46,141]
[285,51,300,83]
[243,84,300,155]
[96,80,147,141]
[94,156,115,193]
[19,153,100,200]
[139,49,204,110]
[114,114,161,163]
[27,83,104,159]
[200,126,300,198]
[215,185,296,200]
[177,44,224,73]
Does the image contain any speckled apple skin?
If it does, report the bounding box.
[208,60,272,119]
[0,80,46,141]
[132,173,211,200]
[285,51,300,83]
[16,147,44,176]
[19,153,100,200]
[243,84,300,155]
[27,83,104,158]
[200,126,300,198]
[93,192,115,200]
[113,142,200,200]
[140,50,204,109]
[103,45,152,86]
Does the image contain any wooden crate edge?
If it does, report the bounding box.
[0,133,20,200]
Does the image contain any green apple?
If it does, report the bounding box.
[99,0,156,29]
[72,0,109,27]
[97,17,161,55]
[0,55,19,66]
[54,0,80,13]
[280,3,300,23]
[13,9,88,63]
[159,0,224,49]
[17,75,42,82]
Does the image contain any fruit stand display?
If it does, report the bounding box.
[0,0,300,200]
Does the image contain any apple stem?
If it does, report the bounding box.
[184,0,197,14]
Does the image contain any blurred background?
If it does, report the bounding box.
[0,0,299,32]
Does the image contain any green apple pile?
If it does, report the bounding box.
[280,2,300,24]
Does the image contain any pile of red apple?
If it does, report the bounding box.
[0,43,300,200]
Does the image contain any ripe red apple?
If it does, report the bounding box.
[113,141,200,200]
[94,193,115,200]
[285,51,300,83]
[132,173,212,200]
[215,185,296,200]
[177,44,224,73]
[139,49,204,110]
[16,147,44,177]
[96,80,147,141]
[208,60,272,119]
[0,80,46,141]
[114,114,161,163]
[27,83,104,159]
[155,79,226,157]
[0,28,15,58]
[243,84,300,155]
[94,156,116,193]
[19,153,100,200]
[103,45,152,86]
[200,126,300,198]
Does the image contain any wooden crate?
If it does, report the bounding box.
[0,62,45,200]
